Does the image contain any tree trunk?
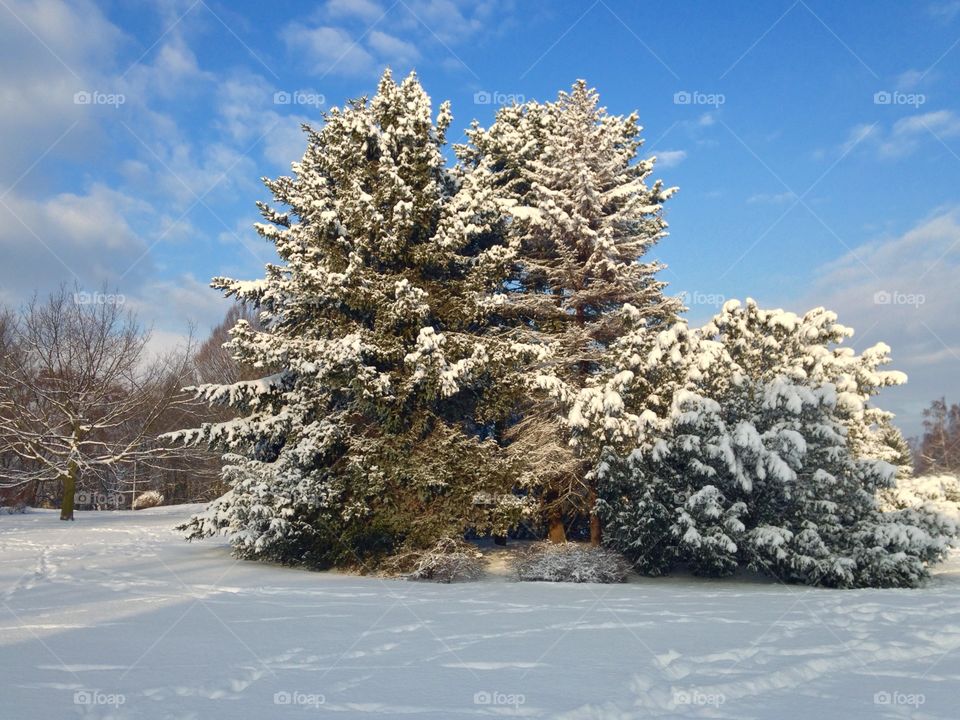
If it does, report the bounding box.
[544,486,566,543]
[59,462,78,521]
[588,488,601,546]
[589,513,602,546]
[548,508,566,543]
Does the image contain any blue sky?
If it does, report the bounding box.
[1,0,958,435]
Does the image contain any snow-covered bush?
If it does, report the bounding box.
[512,542,630,583]
[393,538,486,583]
[0,502,27,515]
[595,300,956,588]
[880,474,960,523]
[132,491,164,510]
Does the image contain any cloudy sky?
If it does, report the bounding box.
[1,0,958,435]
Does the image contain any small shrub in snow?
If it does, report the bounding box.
[392,538,485,583]
[0,502,28,515]
[512,542,630,583]
[132,491,164,510]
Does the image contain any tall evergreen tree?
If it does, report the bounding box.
[170,71,538,568]
[461,81,682,543]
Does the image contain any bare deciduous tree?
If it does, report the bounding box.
[192,303,261,386]
[0,287,196,519]
[916,398,960,475]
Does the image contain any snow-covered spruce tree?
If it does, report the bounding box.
[168,71,539,569]
[460,81,682,543]
[592,300,955,587]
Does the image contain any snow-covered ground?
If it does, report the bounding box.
[2,506,958,719]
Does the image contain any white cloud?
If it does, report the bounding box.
[797,209,960,433]
[0,180,244,343]
[144,328,196,362]
[215,76,277,144]
[0,0,127,186]
[137,275,232,360]
[368,30,421,67]
[262,118,312,170]
[675,113,720,149]
[120,36,213,101]
[928,1,960,21]
[894,69,927,90]
[132,140,258,210]
[747,191,796,205]
[891,109,960,138]
[840,123,880,154]
[843,110,960,159]
[282,23,375,76]
[399,0,505,43]
[213,75,316,171]
[0,184,153,299]
[136,274,230,330]
[283,0,512,78]
[0,0,123,68]
[654,149,687,168]
[325,0,385,22]
[215,216,279,278]
[280,22,421,78]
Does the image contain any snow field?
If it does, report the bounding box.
[1,505,958,719]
